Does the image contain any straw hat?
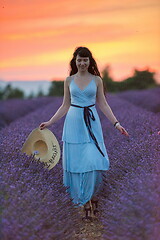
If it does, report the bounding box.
[21,128,61,170]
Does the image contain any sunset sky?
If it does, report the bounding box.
[0,0,160,83]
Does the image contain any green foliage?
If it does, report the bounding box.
[48,81,64,96]
[27,91,35,99]
[1,84,24,100]
[0,87,4,100]
[102,65,116,93]
[36,88,45,97]
[102,66,158,93]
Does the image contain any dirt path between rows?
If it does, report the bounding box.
[72,206,106,240]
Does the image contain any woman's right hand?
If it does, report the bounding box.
[39,121,51,130]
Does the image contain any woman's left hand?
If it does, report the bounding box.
[116,125,129,137]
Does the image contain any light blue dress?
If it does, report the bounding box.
[62,75,110,207]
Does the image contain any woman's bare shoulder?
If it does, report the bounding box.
[94,75,102,86]
[65,75,74,87]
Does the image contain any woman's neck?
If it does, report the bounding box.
[76,70,90,77]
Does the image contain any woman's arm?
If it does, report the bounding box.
[48,105,68,125]
[96,76,129,136]
[39,77,71,129]
[48,77,71,124]
[96,76,118,125]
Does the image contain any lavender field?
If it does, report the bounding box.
[116,87,160,113]
[0,88,160,240]
[0,96,57,130]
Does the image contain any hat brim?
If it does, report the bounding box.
[21,128,61,170]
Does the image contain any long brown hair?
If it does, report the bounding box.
[69,46,102,77]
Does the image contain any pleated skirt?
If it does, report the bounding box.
[63,169,105,207]
[62,140,110,207]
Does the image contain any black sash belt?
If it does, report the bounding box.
[70,103,105,157]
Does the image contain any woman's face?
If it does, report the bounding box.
[75,55,90,72]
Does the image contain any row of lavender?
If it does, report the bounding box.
[96,94,160,240]
[0,96,56,130]
[0,99,82,240]
[116,86,160,113]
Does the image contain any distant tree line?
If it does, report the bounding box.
[102,65,158,94]
[0,84,46,100]
[0,66,159,100]
[0,84,25,100]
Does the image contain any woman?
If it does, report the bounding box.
[39,46,129,222]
